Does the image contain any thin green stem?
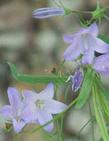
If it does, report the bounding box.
[54,0,61,7]
[57,120,61,141]
[13,133,17,141]
[57,60,65,76]
[104,5,109,11]
[71,10,92,15]
[55,84,64,141]
[104,15,109,21]
[88,101,95,141]
[97,0,100,9]
[59,85,70,141]
[74,118,92,140]
[64,85,70,103]
[60,117,64,141]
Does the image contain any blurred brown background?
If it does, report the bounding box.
[0,0,109,141]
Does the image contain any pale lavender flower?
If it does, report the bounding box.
[33,7,65,19]
[63,23,109,64]
[23,83,67,132]
[66,69,84,92]
[71,69,84,92]
[0,88,26,133]
[93,53,109,75]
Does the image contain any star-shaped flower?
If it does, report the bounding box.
[0,88,26,133]
[23,83,67,132]
[63,23,109,64]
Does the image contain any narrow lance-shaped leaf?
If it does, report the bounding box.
[8,63,67,84]
[92,85,109,141]
[95,75,109,101]
[75,68,95,108]
[95,77,109,119]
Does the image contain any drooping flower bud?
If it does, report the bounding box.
[33,7,65,19]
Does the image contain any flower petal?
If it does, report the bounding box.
[23,90,37,102]
[45,100,67,114]
[12,119,25,133]
[0,105,12,119]
[63,34,76,43]
[94,38,109,53]
[82,48,94,64]
[63,23,98,44]
[87,22,98,37]
[7,87,21,110]
[63,28,85,44]
[37,110,53,132]
[64,39,81,61]
[71,69,84,92]
[21,103,37,123]
[93,53,109,75]
[39,83,54,99]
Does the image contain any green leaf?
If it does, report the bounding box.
[75,68,95,109]
[8,62,67,84]
[92,85,109,141]
[98,35,109,44]
[96,77,109,101]
[95,77,109,119]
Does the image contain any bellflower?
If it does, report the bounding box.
[66,69,84,92]
[23,83,67,132]
[93,53,109,75]
[33,7,65,19]
[0,88,26,133]
[63,23,109,64]
[71,69,84,92]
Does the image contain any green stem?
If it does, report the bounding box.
[57,120,61,141]
[71,10,92,14]
[55,84,64,141]
[88,101,95,141]
[104,15,109,21]
[59,85,70,141]
[97,0,100,9]
[74,118,92,140]
[104,5,109,11]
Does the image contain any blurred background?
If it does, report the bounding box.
[0,0,109,141]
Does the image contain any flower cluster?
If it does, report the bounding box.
[63,23,109,65]
[64,22,109,75]
[32,6,109,92]
[1,5,109,141]
[63,23,109,92]
[0,83,67,133]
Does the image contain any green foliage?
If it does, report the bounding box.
[42,131,58,141]
[8,63,67,84]
[92,82,109,141]
[98,35,109,44]
[75,68,95,108]
[92,8,105,20]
